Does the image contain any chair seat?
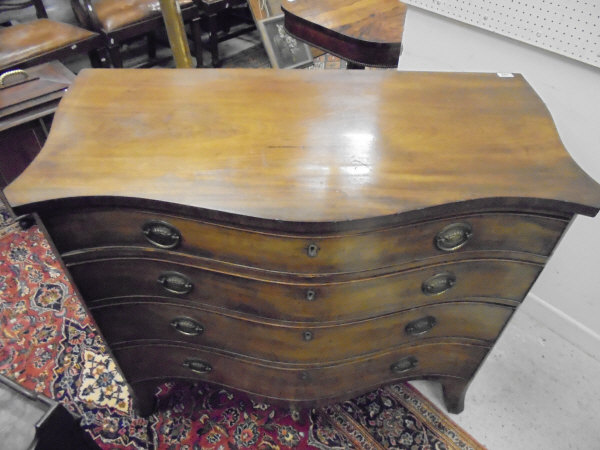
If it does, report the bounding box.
[0,19,98,71]
[95,0,195,32]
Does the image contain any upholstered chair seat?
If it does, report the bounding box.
[70,0,201,67]
[0,19,103,71]
[93,0,194,32]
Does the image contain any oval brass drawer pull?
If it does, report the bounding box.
[170,317,204,336]
[182,358,212,374]
[435,222,473,252]
[157,271,193,295]
[405,316,437,336]
[390,356,418,373]
[422,272,456,296]
[142,220,181,249]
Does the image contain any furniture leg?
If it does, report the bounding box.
[207,13,220,67]
[88,48,110,68]
[346,61,365,69]
[192,16,203,67]
[107,43,124,68]
[147,32,157,60]
[131,382,158,417]
[441,378,470,414]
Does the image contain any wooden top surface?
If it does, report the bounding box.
[281,0,406,67]
[281,0,406,45]
[6,69,600,222]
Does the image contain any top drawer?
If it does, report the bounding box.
[43,208,567,274]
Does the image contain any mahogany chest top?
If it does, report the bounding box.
[6,69,600,223]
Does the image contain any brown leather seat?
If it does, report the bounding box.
[0,20,98,70]
[0,0,107,72]
[94,0,194,32]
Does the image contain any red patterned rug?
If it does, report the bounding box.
[0,200,484,449]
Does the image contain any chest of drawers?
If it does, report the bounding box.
[6,69,600,416]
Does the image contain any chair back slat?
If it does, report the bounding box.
[0,0,48,18]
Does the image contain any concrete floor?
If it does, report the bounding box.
[411,299,600,449]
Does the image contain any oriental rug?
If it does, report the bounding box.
[0,199,484,449]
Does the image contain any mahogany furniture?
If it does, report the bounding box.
[0,61,75,188]
[281,0,407,68]
[6,69,600,416]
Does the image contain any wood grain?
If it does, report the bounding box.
[282,0,407,67]
[6,69,600,220]
[6,68,600,416]
[91,300,513,363]
[41,209,566,273]
[113,340,490,403]
[70,257,537,321]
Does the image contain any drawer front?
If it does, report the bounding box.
[70,257,539,321]
[45,209,566,273]
[113,341,490,402]
[91,300,513,363]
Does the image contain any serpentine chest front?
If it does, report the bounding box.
[6,69,600,416]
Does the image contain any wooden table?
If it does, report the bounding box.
[6,69,600,416]
[281,0,407,68]
[0,61,74,188]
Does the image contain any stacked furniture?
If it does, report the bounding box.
[6,69,600,416]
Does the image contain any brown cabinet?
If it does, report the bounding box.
[6,69,600,416]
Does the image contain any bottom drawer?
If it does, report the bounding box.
[112,340,490,403]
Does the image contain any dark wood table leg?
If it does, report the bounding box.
[107,43,124,68]
[207,12,221,67]
[192,16,204,67]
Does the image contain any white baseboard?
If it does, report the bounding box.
[520,293,600,363]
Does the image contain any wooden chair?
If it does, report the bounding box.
[70,0,203,68]
[194,0,256,67]
[0,0,109,71]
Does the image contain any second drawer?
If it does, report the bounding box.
[71,257,539,321]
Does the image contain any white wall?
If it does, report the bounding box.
[397,7,600,359]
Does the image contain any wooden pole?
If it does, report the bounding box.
[159,0,193,68]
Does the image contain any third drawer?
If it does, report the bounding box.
[90,299,514,363]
